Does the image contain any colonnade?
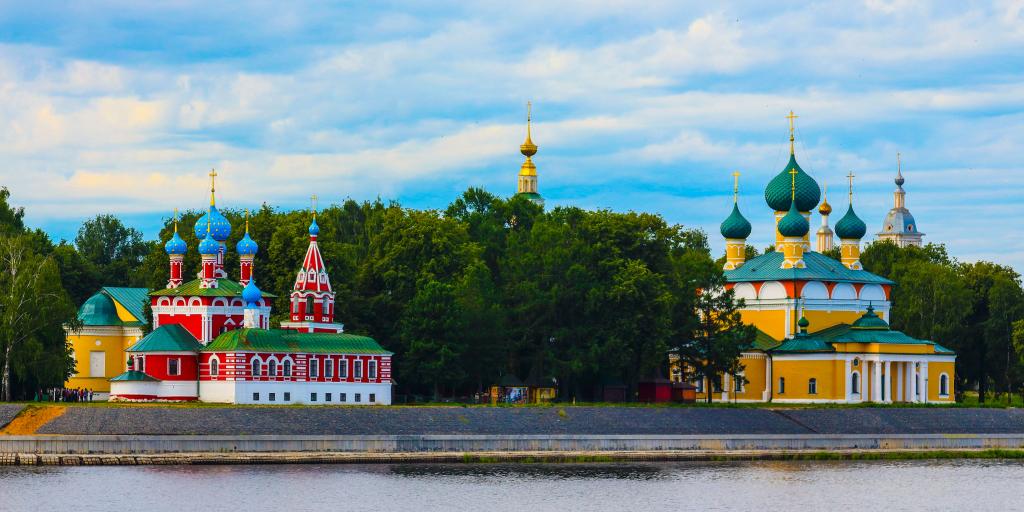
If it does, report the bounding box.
[845,358,929,403]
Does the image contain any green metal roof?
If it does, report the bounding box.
[149,278,276,298]
[110,370,160,382]
[204,328,391,355]
[78,292,122,326]
[102,287,150,323]
[126,324,203,353]
[720,203,752,239]
[725,251,894,285]
[764,154,820,212]
[771,312,954,355]
[748,328,781,351]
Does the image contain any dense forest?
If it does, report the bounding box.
[0,185,1023,403]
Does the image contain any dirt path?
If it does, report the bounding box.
[0,406,66,435]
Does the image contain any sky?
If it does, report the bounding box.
[0,1,1022,268]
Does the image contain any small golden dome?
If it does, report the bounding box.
[819,200,832,216]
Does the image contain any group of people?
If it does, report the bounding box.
[37,387,95,402]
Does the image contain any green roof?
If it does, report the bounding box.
[725,251,894,285]
[149,278,276,298]
[102,287,150,323]
[126,324,203,353]
[110,370,160,382]
[204,328,391,355]
[516,192,544,201]
[771,312,954,355]
[778,200,810,237]
[748,328,781,351]
[78,292,122,326]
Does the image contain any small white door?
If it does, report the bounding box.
[90,351,106,377]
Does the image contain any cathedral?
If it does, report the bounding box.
[680,112,954,403]
[103,175,393,404]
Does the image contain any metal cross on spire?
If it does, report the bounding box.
[732,171,741,203]
[311,194,318,219]
[209,168,218,206]
[789,166,799,201]
[786,110,798,154]
[245,208,250,234]
[847,170,856,202]
[173,208,179,233]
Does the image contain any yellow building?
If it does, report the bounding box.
[65,287,149,396]
[675,113,955,404]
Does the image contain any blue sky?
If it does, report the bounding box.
[1,1,1022,268]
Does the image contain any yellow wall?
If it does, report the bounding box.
[803,309,886,334]
[733,355,768,401]
[833,342,933,355]
[65,331,139,393]
[772,358,845,400]
[929,361,955,402]
[739,309,788,340]
[111,301,140,323]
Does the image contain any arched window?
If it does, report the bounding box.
[210,358,219,377]
[306,296,314,315]
[309,358,319,379]
[251,357,261,377]
[269,359,277,377]
[851,372,860,394]
[808,378,818,395]
[283,359,292,377]
[940,374,949,396]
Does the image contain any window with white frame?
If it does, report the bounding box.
[269,359,277,377]
[251,357,261,377]
[808,378,818,395]
[354,360,363,379]
[733,373,744,393]
[851,371,860,394]
[325,358,334,379]
[368,360,378,380]
[939,373,949,396]
[168,358,180,376]
[210,358,219,377]
[339,358,348,379]
[283,359,292,377]
[309,357,318,379]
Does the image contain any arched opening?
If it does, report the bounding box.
[269,359,277,377]
[251,357,261,378]
[940,374,949,396]
[808,378,818,395]
[283,359,292,377]
[210,358,219,377]
[851,371,860,395]
[306,295,314,316]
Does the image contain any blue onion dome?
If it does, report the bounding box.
[164,230,187,255]
[835,204,867,239]
[242,278,262,306]
[198,231,220,256]
[308,217,320,236]
[236,232,258,256]
[720,203,752,239]
[777,200,809,237]
[193,205,232,242]
[764,155,821,212]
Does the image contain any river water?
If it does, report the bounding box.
[0,459,1019,511]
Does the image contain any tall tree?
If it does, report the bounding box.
[75,214,149,287]
[0,236,78,400]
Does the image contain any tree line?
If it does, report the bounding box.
[1,184,1022,404]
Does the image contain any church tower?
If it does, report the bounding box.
[816,182,834,252]
[515,102,544,206]
[835,171,867,270]
[720,171,752,270]
[279,196,345,334]
[164,209,186,288]
[764,111,820,252]
[877,153,925,247]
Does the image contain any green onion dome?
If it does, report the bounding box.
[835,204,867,240]
[777,200,809,237]
[164,231,187,255]
[719,203,752,239]
[78,292,121,326]
[198,231,220,255]
[764,154,821,212]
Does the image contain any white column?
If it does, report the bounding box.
[883,360,891,403]
[872,361,882,402]
[844,358,852,402]
[895,362,902,402]
[920,361,929,403]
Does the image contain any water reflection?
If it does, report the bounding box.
[1,459,1022,512]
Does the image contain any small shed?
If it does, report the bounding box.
[672,382,697,403]
[594,377,628,403]
[638,375,673,403]
[526,375,558,404]
[490,374,528,405]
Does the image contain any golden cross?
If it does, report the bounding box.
[311,194,318,217]
[173,208,179,233]
[245,208,250,233]
[209,168,218,206]
[789,167,798,201]
[847,170,855,201]
[786,110,798,154]
[732,171,740,203]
